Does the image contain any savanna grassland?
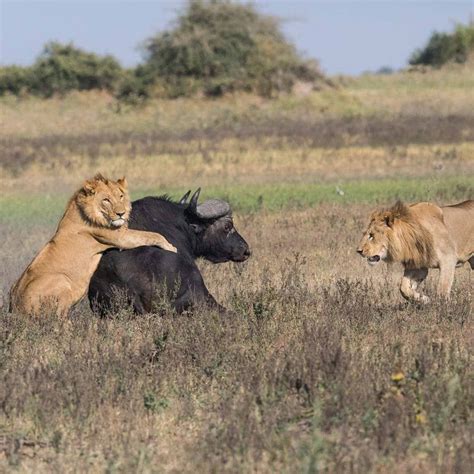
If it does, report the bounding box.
[0,66,473,473]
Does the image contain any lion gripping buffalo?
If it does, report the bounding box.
[357,200,474,302]
[9,174,177,317]
[88,188,250,315]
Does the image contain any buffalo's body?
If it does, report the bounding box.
[88,191,250,315]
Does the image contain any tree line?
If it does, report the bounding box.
[1,1,472,101]
[0,1,322,101]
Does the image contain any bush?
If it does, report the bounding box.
[113,67,152,104]
[139,0,323,98]
[30,42,123,97]
[0,42,124,98]
[0,66,34,96]
[1,2,324,100]
[410,23,474,67]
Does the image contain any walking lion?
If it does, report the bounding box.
[357,200,473,302]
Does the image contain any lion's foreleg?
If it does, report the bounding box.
[437,262,455,299]
[94,229,177,253]
[400,268,429,303]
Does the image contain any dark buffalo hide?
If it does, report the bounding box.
[88,189,250,315]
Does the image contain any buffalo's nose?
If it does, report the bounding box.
[356,249,363,255]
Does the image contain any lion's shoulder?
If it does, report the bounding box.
[408,202,444,222]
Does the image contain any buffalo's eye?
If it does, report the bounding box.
[224,222,233,233]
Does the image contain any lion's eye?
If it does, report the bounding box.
[120,194,124,200]
[102,198,111,205]
[368,234,374,241]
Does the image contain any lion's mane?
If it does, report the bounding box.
[378,202,435,268]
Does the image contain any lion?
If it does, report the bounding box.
[10,174,177,317]
[357,200,474,302]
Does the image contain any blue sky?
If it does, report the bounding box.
[1,1,472,75]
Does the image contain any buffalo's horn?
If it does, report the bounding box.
[187,188,201,214]
[179,190,191,205]
[196,199,231,219]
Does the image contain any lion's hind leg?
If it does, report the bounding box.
[16,275,74,317]
[400,268,429,303]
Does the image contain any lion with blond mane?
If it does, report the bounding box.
[10,174,177,317]
[357,200,474,302]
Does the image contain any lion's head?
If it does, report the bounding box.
[76,174,131,228]
[357,201,434,268]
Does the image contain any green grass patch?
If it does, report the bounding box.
[195,175,472,213]
[349,67,474,91]
[1,175,472,226]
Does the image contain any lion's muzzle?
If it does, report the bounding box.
[111,218,126,227]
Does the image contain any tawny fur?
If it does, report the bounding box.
[358,200,474,301]
[10,174,177,317]
[373,202,435,268]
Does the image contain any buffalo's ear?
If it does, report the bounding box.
[117,177,128,190]
[189,223,204,234]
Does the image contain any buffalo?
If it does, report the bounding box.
[88,189,250,315]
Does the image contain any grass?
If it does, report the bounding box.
[1,175,472,226]
[350,62,474,90]
[1,204,472,472]
[1,65,474,141]
[0,68,473,472]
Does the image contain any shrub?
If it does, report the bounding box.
[410,23,474,67]
[0,66,34,96]
[1,2,325,101]
[113,67,152,104]
[138,0,323,98]
[0,42,124,98]
[30,42,123,97]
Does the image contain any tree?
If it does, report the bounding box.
[31,42,123,97]
[139,0,322,97]
[410,23,474,67]
[0,66,33,96]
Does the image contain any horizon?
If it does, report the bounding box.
[1,1,473,76]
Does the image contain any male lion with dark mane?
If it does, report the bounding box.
[357,200,474,302]
[10,174,177,317]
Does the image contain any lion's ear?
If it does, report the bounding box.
[384,212,395,228]
[83,180,96,196]
[117,177,128,190]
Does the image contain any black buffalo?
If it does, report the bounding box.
[88,189,250,314]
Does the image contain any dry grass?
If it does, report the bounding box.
[1,204,473,473]
[0,69,473,472]
[1,66,473,194]
[2,119,474,182]
[1,65,473,140]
